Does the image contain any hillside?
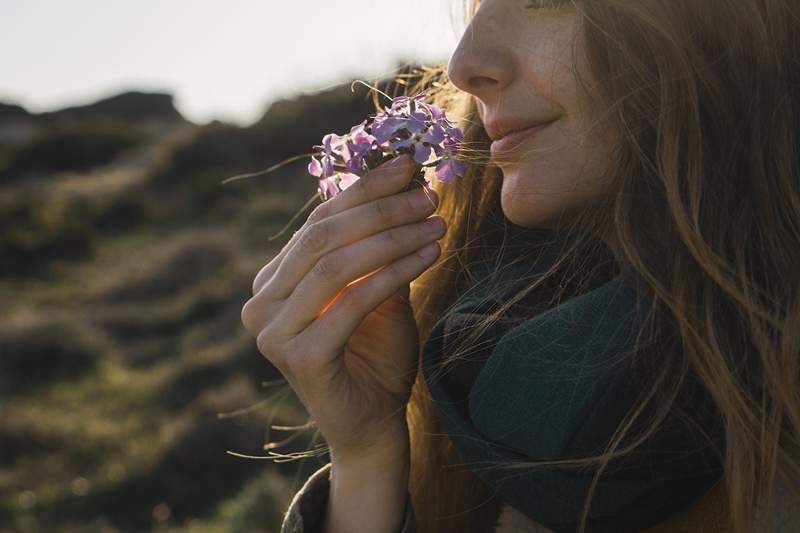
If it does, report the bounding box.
[0,73,424,532]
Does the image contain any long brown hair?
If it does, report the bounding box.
[402,1,800,532]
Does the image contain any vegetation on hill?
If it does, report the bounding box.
[0,71,423,532]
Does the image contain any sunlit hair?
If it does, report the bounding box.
[394,1,800,532]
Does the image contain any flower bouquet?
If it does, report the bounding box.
[222,87,466,241]
[307,90,467,200]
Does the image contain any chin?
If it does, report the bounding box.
[501,187,570,230]
[501,193,550,229]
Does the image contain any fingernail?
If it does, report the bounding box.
[418,242,440,258]
[428,188,439,205]
[410,189,431,209]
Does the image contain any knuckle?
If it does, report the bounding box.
[307,202,329,226]
[256,325,282,362]
[386,225,410,248]
[404,190,421,212]
[284,341,319,376]
[298,222,329,254]
[417,218,435,238]
[338,284,364,311]
[240,298,262,336]
[311,252,342,281]
[385,259,406,279]
[252,279,278,307]
[252,262,273,295]
[352,173,372,197]
[373,196,396,223]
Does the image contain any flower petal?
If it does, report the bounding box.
[414,143,432,163]
[308,157,322,177]
[405,112,428,134]
[319,177,339,200]
[337,172,360,191]
[435,160,456,183]
[345,154,364,173]
[423,123,445,145]
[321,154,335,178]
[391,138,414,151]
[372,116,407,144]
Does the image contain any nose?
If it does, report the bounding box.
[446,8,515,101]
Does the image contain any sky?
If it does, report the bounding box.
[0,1,467,126]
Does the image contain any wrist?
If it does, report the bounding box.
[329,420,410,473]
[330,436,410,480]
[326,446,411,533]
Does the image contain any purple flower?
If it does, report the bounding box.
[433,137,466,183]
[345,120,377,173]
[424,103,463,143]
[317,172,360,201]
[435,159,465,183]
[389,91,429,113]
[309,133,347,179]
[307,157,324,178]
[337,172,359,191]
[308,90,465,199]
[371,114,408,145]
[318,176,339,200]
[390,111,446,164]
[349,120,374,145]
[420,101,444,121]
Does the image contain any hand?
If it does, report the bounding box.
[241,154,445,464]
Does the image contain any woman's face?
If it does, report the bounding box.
[447,0,618,229]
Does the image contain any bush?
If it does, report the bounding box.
[88,231,236,304]
[0,191,98,277]
[54,378,270,530]
[0,121,147,182]
[0,315,100,395]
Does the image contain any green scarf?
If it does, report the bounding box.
[421,229,724,533]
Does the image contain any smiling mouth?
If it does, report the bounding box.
[489,119,556,157]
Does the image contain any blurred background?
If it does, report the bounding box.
[0,2,465,531]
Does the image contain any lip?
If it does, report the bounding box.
[490,119,557,156]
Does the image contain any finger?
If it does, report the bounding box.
[240,291,285,338]
[296,240,442,365]
[315,153,418,221]
[262,181,440,302]
[251,154,417,296]
[274,214,446,337]
[251,225,308,296]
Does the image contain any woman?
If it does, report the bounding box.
[241,0,800,531]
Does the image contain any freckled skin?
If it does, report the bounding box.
[447,0,619,229]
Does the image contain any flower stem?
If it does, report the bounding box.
[220,152,315,184]
[400,164,429,193]
[349,79,394,104]
[267,190,321,242]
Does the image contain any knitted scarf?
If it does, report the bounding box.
[421,228,725,533]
